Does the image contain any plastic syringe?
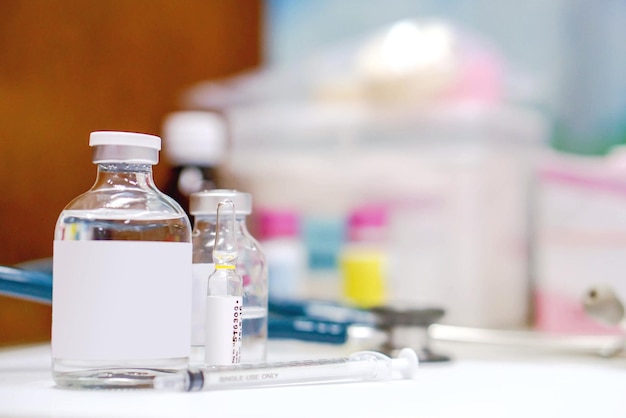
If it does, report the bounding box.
[153,348,419,392]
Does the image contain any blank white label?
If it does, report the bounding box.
[52,240,191,361]
[191,263,215,346]
[204,296,242,365]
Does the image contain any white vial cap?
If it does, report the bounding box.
[190,189,252,215]
[90,131,161,164]
[162,111,227,166]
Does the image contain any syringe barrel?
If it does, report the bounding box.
[199,355,384,390]
[153,349,417,392]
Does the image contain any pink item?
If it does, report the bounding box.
[346,204,388,242]
[534,291,624,335]
[256,209,300,240]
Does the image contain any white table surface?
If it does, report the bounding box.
[0,339,625,418]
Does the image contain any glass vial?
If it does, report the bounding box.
[339,204,388,308]
[190,189,267,363]
[52,131,192,389]
[161,111,227,219]
[204,200,243,365]
[257,208,308,300]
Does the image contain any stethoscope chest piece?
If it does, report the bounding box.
[370,305,451,363]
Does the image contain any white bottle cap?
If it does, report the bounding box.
[190,189,252,216]
[162,111,227,166]
[89,131,161,164]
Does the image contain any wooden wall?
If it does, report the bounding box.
[0,0,262,346]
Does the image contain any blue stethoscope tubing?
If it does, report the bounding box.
[0,265,53,305]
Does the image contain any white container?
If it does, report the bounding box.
[221,102,546,328]
[533,148,626,334]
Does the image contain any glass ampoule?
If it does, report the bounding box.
[204,200,244,365]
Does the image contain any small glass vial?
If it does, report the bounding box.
[161,110,228,219]
[52,131,192,389]
[204,200,243,365]
[257,208,308,300]
[339,204,388,308]
[190,189,267,363]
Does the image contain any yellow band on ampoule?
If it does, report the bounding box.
[215,265,236,270]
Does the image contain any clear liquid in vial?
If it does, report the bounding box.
[241,306,268,363]
[56,210,190,241]
[53,210,190,389]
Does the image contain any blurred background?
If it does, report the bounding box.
[0,0,262,345]
[2,0,626,346]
